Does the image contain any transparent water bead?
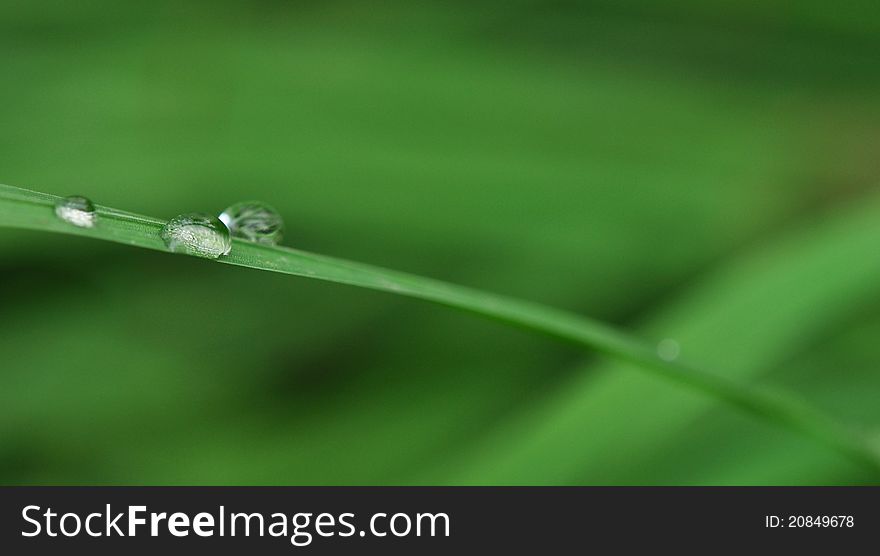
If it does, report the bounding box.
[219,201,284,245]
[657,338,680,362]
[161,213,232,259]
[54,195,97,228]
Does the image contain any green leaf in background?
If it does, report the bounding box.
[1,0,879,485]
[4,182,878,478]
[422,194,880,484]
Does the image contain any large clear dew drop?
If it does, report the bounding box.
[160,213,232,259]
[54,195,97,228]
[219,201,284,245]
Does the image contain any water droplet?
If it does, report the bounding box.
[54,195,97,228]
[218,201,284,245]
[657,338,680,362]
[161,213,232,259]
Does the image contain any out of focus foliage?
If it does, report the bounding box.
[1,0,879,484]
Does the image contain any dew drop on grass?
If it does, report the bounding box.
[218,201,284,245]
[54,195,97,228]
[161,213,232,259]
[657,338,680,361]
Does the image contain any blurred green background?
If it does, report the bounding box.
[1,0,879,485]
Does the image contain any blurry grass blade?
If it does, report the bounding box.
[432,191,880,484]
[1,182,878,471]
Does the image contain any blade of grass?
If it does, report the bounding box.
[1,182,878,472]
[429,192,880,484]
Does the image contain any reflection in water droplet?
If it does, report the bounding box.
[218,201,284,245]
[657,338,680,362]
[161,213,232,259]
[54,195,97,228]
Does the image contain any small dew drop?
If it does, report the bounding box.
[657,338,680,362]
[219,201,284,245]
[54,195,97,228]
[161,213,232,259]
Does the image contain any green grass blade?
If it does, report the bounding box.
[1,182,878,472]
[429,193,880,484]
